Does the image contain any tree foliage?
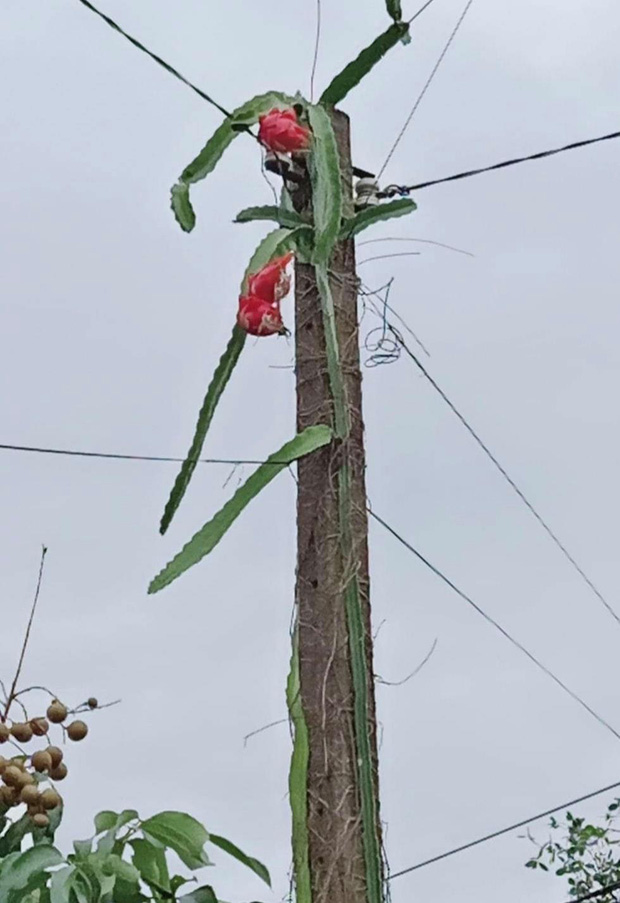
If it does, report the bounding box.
[525,800,620,902]
[0,805,269,903]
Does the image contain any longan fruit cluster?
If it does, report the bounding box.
[0,696,97,826]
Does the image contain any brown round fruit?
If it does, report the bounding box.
[87,697,98,709]
[10,723,33,743]
[16,770,34,789]
[67,721,88,742]
[0,756,7,774]
[31,751,53,773]
[20,784,40,806]
[30,718,49,737]
[40,788,61,810]
[50,763,68,781]
[2,766,23,787]
[0,785,20,806]
[46,701,68,724]
[46,747,63,769]
[0,724,9,744]
[32,813,49,828]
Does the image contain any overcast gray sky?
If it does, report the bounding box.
[2,0,620,901]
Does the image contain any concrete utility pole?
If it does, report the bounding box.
[294,109,383,903]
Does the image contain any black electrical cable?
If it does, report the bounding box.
[386,326,620,627]
[73,0,234,118]
[385,778,620,880]
[369,509,620,743]
[382,129,620,194]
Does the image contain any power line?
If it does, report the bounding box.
[73,0,234,119]
[0,442,269,467]
[72,0,620,200]
[382,128,620,194]
[368,508,620,744]
[4,435,619,746]
[386,777,620,880]
[385,326,620,627]
[379,0,476,179]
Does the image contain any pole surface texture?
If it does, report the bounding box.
[294,109,383,903]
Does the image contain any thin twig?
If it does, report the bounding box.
[243,718,288,747]
[3,546,48,722]
[376,637,438,686]
[72,698,122,713]
[310,0,322,102]
[357,236,474,257]
[14,685,61,700]
[358,252,421,265]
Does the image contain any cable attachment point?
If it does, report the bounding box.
[377,184,412,200]
[354,178,381,210]
[264,151,304,188]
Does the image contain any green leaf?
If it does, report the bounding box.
[73,839,93,858]
[315,265,348,438]
[234,206,306,230]
[209,834,270,886]
[99,855,143,903]
[286,634,311,903]
[93,812,117,834]
[180,888,218,903]
[96,830,117,857]
[13,866,51,903]
[159,325,246,535]
[149,424,332,593]
[72,856,116,901]
[70,873,91,903]
[307,105,342,266]
[130,838,171,893]
[50,867,75,903]
[171,91,297,232]
[0,846,63,899]
[140,812,211,871]
[386,0,402,21]
[0,813,34,856]
[171,875,191,893]
[159,225,302,535]
[340,198,417,239]
[320,23,410,106]
[171,183,196,233]
[94,810,138,836]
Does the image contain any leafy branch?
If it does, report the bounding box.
[0,805,269,903]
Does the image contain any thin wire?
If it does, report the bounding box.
[378,0,476,179]
[358,252,421,265]
[386,777,620,880]
[310,0,322,102]
[360,280,431,356]
[0,442,278,467]
[388,328,620,627]
[357,236,475,257]
[385,128,620,194]
[408,0,440,25]
[73,0,233,119]
[369,508,620,744]
[73,0,620,199]
[364,279,401,367]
